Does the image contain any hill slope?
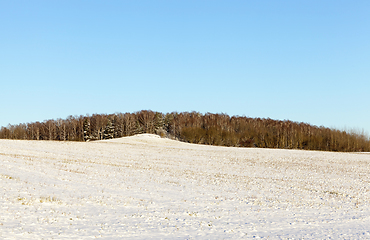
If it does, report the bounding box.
[1,135,370,238]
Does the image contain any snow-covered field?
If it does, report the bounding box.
[1,134,370,239]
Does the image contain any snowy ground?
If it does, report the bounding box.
[1,134,370,239]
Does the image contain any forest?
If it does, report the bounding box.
[1,110,369,152]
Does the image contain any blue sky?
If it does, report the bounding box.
[1,1,369,135]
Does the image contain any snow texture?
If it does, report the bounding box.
[1,134,370,239]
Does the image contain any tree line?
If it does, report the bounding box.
[1,110,369,152]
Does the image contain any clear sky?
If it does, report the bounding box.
[1,1,369,135]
